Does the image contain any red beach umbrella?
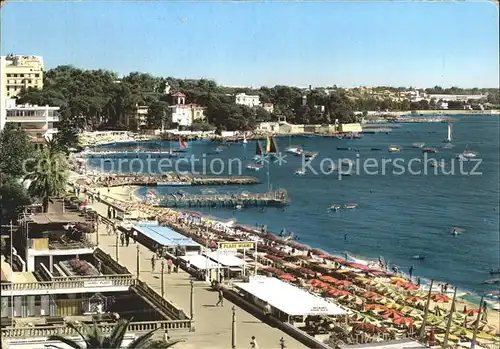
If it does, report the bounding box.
[465,308,480,316]
[393,316,414,326]
[404,283,420,290]
[382,309,404,319]
[320,275,338,283]
[334,279,353,286]
[431,293,450,303]
[405,295,423,303]
[279,273,296,281]
[363,291,383,300]
[365,303,387,310]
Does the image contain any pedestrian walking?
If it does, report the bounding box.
[250,336,259,348]
[125,234,130,247]
[120,233,125,247]
[151,254,156,272]
[216,288,224,307]
[167,259,172,274]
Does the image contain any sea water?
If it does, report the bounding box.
[88,114,500,295]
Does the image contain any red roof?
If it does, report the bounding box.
[172,92,186,97]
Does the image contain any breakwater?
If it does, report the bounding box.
[156,190,289,208]
[79,173,260,187]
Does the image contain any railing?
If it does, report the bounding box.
[93,248,131,275]
[1,320,192,338]
[132,279,189,321]
[1,275,134,292]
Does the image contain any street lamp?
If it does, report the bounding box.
[136,245,140,279]
[161,260,165,298]
[189,280,195,332]
[231,306,236,349]
[115,233,119,262]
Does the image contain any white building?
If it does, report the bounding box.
[2,54,44,97]
[169,92,205,127]
[3,98,59,141]
[427,94,487,102]
[262,102,274,114]
[235,93,261,107]
[135,104,148,128]
[436,100,449,110]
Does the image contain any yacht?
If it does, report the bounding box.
[443,122,453,143]
[388,145,401,152]
[456,146,478,160]
[423,147,438,154]
[246,163,263,171]
[295,168,306,176]
[329,204,341,211]
[412,142,425,149]
[343,203,358,209]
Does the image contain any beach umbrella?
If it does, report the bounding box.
[363,291,383,300]
[320,275,338,283]
[391,276,406,282]
[365,303,387,311]
[279,273,296,281]
[382,309,404,319]
[465,308,480,316]
[392,280,409,288]
[352,322,386,334]
[406,295,423,303]
[334,279,353,286]
[393,316,414,326]
[404,283,420,290]
[432,293,450,302]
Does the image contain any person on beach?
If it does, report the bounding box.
[167,259,173,274]
[250,336,259,349]
[125,234,130,247]
[409,266,414,280]
[120,233,125,247]
[151,254,156,272]
[216,288,224,307]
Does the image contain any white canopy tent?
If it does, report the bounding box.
[204,251,246,267]
[179,255,219,270]
[234,276,347,317]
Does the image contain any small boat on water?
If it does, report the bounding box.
[286,146,303,156]
[412,142,426,149]
[295,168,306,176]
[246,163,263,171]
[242,135,248,144]
[215,146,226,153]
[484,278,500,285]
[489,269,500,275]
[442,143,454,149]
[429,160,446,168]
[423,147,438,154]
[337,147,351,151]
[329,204,341,211]
[235,204,243,210]
[412,255,425,261]
[253,141,264,161]
[342,203,358,209]
[456,146,478,159]
[388,145,401,152]
[371,147,382,151]
[303,151,319,161]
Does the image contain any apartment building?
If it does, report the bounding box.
[2,98,59,142]
[169,92,206,127]
[235,93,261,107]
[2,55,44,97]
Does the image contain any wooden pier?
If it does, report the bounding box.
[156,190,289,208]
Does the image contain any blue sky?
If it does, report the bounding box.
[1,1,498,87]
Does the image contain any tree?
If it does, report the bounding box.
[0,124,35,178]
[24,139,69,213]
[0,176,31,223]
[46,319,183,349]
[146,101,169,130]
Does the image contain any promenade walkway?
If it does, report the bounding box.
[87,195,306,349]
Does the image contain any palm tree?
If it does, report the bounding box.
[46,319,183,348]
[24,138,69,212]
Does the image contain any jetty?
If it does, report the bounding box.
[78,173,260,187]
[156,190,289,208]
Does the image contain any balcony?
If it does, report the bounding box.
[1,274,135,296]
[6,115,59,123]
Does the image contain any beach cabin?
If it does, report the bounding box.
[178,254,220,281]
[204,251,247,280]
[132,223,201,257]
[234,276,346,326]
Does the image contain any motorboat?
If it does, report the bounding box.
[412,142,426,148]
[456,146,478,159]
[442,143,454,149]
[484,278,500,285]
[303,151,319,161]
[235,204,243,210]
[215,146,226,153]
[429,160,446,168]
[286,147,303,156]
[423,147,438,154]
[329,204,341,211]
[342,203,358,209]
[246,163,263,171]
[388,145,401,152]
[411,255,425,261]
[295,168,306,176]
[489,269,500,275]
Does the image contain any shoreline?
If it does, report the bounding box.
[87,182,499,314]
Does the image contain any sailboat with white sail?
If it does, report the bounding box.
[443,122,453,143]
[285,134,303,155]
